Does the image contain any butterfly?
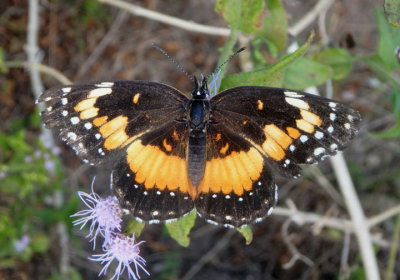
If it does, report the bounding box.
[38,73,360,228]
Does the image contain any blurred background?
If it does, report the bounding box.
[1,0,400,279]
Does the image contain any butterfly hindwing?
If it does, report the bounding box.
[39,81,188,165]
[112,121,195,223]
[195,124,277,227]
[210,86,361,177]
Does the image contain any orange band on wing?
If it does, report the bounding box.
[198,148,263,196]
[126,140,195,198]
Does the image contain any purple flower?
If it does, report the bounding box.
[14,235,30,252]
[34,150,41,158]
[71,181,122,248]
[24,155,32,163]
[90,234,149,280]
[52,146,61,155]
[45,160,55,173]
[0,172,5,179]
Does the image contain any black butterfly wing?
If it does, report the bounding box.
[198,86,360,227]
[210,86,361,178]
[39,81,195,222]
[38,81,188,165]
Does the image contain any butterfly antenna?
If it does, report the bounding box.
[207,47,246,81]
[152,43,194,82]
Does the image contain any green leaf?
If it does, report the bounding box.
[215,0,265,34]
[31,233,50,253]
[370,121,400,139]
[384,0,400,27]
[165,210,196,247]
[213,29,239,93]
[220,32,314,90]
[0,47,6,73]
[374,8,400,71]
[313,48,354,80]
[125,219,146,238]
[257,0,288,52]
[394,91,400,119]
[283,57,334,89]
[236,226,253,244]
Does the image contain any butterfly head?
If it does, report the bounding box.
[192,76,209,99]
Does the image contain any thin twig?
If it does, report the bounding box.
[27,0,70,276]
[281,219,314,269]
[98,0,334,38]
[6,61,72,85]
[368,204,400,227]
[288,0,335,36]
[98,0,230,36]
[77,10,127,78]
[384,214,400,280]
[317,6,380,278]
[339,230,351,280]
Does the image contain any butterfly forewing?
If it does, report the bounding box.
[39,81,188,165]
[210,86,361,177]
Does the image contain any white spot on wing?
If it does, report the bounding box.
[62,110,68,116]
[300,135,309,143]
[95,133,101,140]
[314,147,325,156]
[330,143,338,150]
[67,132,77,141]
[327,126,334,133]
[315,131,324,139]
[289,145,296,152]
[330,113,336,121]
[70,117,80,125]
[344,123,351,129]
[96,82,114,87]
[284,91,304,98]
[62,87,71,93]
[329,102,337,108]
[285,97,310,110]
[87,87,112,98]
[84,122,93,130]
[61,98,68,105]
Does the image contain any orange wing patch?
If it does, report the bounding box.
[219,143,229,155]
[93,116,108,127]
[286,127,301,139]
[163,138,172,152]
[264,124,292,149]
[294,109,323,133]
[257,100,264,111]
[133,93,140,104]
[198,148,263,196]
[126,140,196,198]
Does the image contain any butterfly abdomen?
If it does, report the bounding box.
[187,99,209,188]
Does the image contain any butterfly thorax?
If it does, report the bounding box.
[187,77,210,188]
